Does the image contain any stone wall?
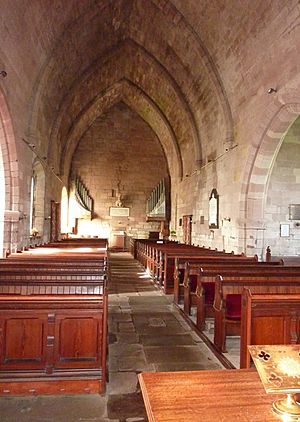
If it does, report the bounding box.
[71,102,168,243]
[1,1,300,255]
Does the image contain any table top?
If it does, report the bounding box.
[138,369,283,421]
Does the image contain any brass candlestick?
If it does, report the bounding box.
[248,345,300,420]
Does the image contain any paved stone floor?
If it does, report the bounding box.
[0,252,223,422]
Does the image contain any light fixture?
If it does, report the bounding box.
[267,87,277,94]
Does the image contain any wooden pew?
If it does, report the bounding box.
[160,251,255,294]
[184,263,290,328]
[213,274,300,353]
[134,239,240,284]
[40,238,108,248]
[240,290,300,368]
[0,270,106,295]
[0,294,107,395]
[171,253,258,298]
[173,256,278,305]
[0,242,108,395]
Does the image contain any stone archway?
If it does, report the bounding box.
[241,103,300,257]
[0,89,19,255]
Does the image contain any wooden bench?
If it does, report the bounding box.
[159,251,256,294]
[0,242,109,395]
[240,289,300,368]
[173,255,274,305]
[213,274,300,352]
[0,294,107,395]
[171,253,258,298]
[0,271,106,295]
[136,240,227,280]
[184,263,292,328]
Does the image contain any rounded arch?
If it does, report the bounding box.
[0,88,19,254]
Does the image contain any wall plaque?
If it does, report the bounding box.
[280,223,290,237]
[109,207,130,217]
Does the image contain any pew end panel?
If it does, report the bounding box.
[240,290,300,369]
[213,276,241,353]
[0,295,107,396]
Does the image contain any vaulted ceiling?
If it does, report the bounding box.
[0,0,288,182]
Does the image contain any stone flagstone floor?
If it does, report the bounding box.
[0,252,223,422]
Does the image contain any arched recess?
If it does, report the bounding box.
[240,102,300,256]
[60,186,69,234]
[30,160,46,237]
[61,79,183,181]
[0,88,19,254]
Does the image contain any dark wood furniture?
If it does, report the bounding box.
[240,290,300,368]
[191,265,300,330]
[0,294,107,395]
[138,369,281,421]
[214,274,300,352]
[0,242,108,395]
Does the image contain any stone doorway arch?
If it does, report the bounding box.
[241,103,300,258]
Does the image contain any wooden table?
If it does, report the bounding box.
[138,369,282,421]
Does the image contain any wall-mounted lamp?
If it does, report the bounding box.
[0,70,7,78]
[267,87,277,94]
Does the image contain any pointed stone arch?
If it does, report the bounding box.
[50,40,199,179]
[0,89,19,254]
[240,101,300,254]
[27,0,234,181]
[61,79,183,181]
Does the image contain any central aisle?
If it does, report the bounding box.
[106,252,223,421]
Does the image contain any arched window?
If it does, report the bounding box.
[61,186,69,234]
[29,160,45,237]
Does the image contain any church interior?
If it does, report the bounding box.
[1,1,300,421]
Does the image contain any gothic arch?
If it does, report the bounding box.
[240,101,300,254]
[27,0,233,179]
[50,41,198,178]
[61,79,183,181]
[0,89,19,254]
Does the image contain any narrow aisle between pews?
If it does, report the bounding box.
[106,251,223,420]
